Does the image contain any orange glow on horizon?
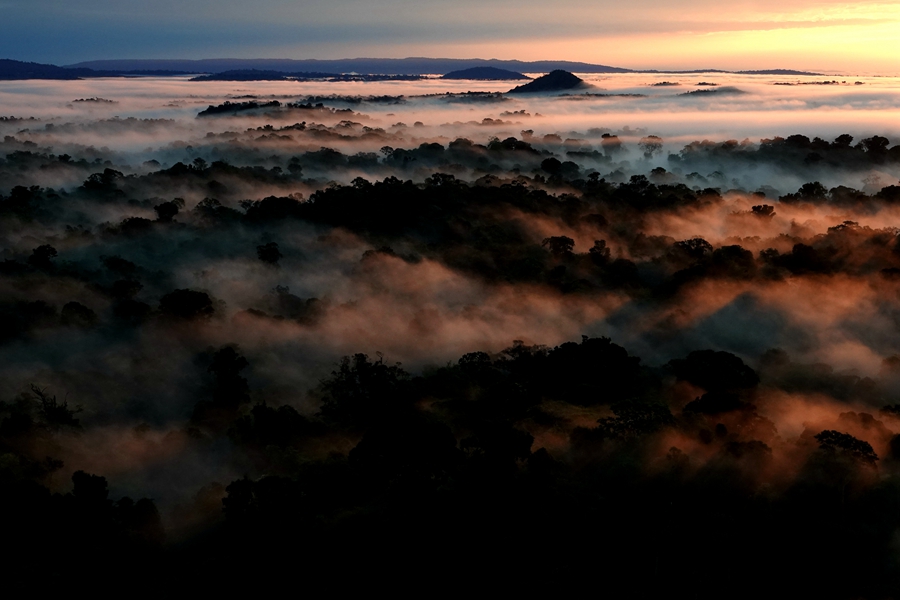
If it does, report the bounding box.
[261,2,900,75]
[408,20,900,75]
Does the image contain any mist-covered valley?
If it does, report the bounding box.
[4,72,900,594]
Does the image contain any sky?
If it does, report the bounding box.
[1,0,899,73]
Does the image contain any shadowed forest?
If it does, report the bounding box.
[3,74,900,595]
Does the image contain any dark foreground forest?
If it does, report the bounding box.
[3,78,900,595]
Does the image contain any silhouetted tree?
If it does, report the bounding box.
[102,255,138,277]
[60,301,98,327]
[638,135,663,158]
[159,289,215,320]
[833,134,854,148]
[318,353,412,428]
[207,346,251,408]
[31,384,81,430]
[229,402,316,448]
[540,157,562,175]
[153,199,182,222]
[27,244,57,269]
[815,430,878,466]
[542,235,575,257]
[751,204,775,218]
[256,241,282,265]
[601,133,623,156]
[782,181,828,204]
[190,346,252,430]
[669,350,759,391]
[588,239,610,264]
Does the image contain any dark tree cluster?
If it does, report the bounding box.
[1,387,164,590]
[2,160,900,349]
[4,108,900,596]
[672,132,900,175]
[5,333,898,594]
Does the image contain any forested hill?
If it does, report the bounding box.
[1,57,823,79]
[0,58,196,79]
[0,59,81,80]
[66,57,632,74]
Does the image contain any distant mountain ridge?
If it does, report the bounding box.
[0,58,197,80]
[190,69,424,82]
[65,57,633,75]
[0,57,824,80]
[0,58,81,80]
[65,59,822,77]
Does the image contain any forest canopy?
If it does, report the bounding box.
[2,73,900,595]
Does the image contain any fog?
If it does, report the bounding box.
[4,73,900,593]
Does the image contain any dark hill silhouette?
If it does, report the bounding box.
[191,70,424,82]
[641,68,822,76]
[738,69,822,76]
[191,69,338,81]
[507,70,590,94]
[0,59,196,79]
[1,57,824,79]
[442,67,530,80]
[0,59,82,80]
[65,57,632,75]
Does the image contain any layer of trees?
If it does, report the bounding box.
[3,124,900,594]
[5,338,900,594]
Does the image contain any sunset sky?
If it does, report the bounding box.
[2,0,899,72]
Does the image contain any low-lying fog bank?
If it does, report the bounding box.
[3,74,900,594]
